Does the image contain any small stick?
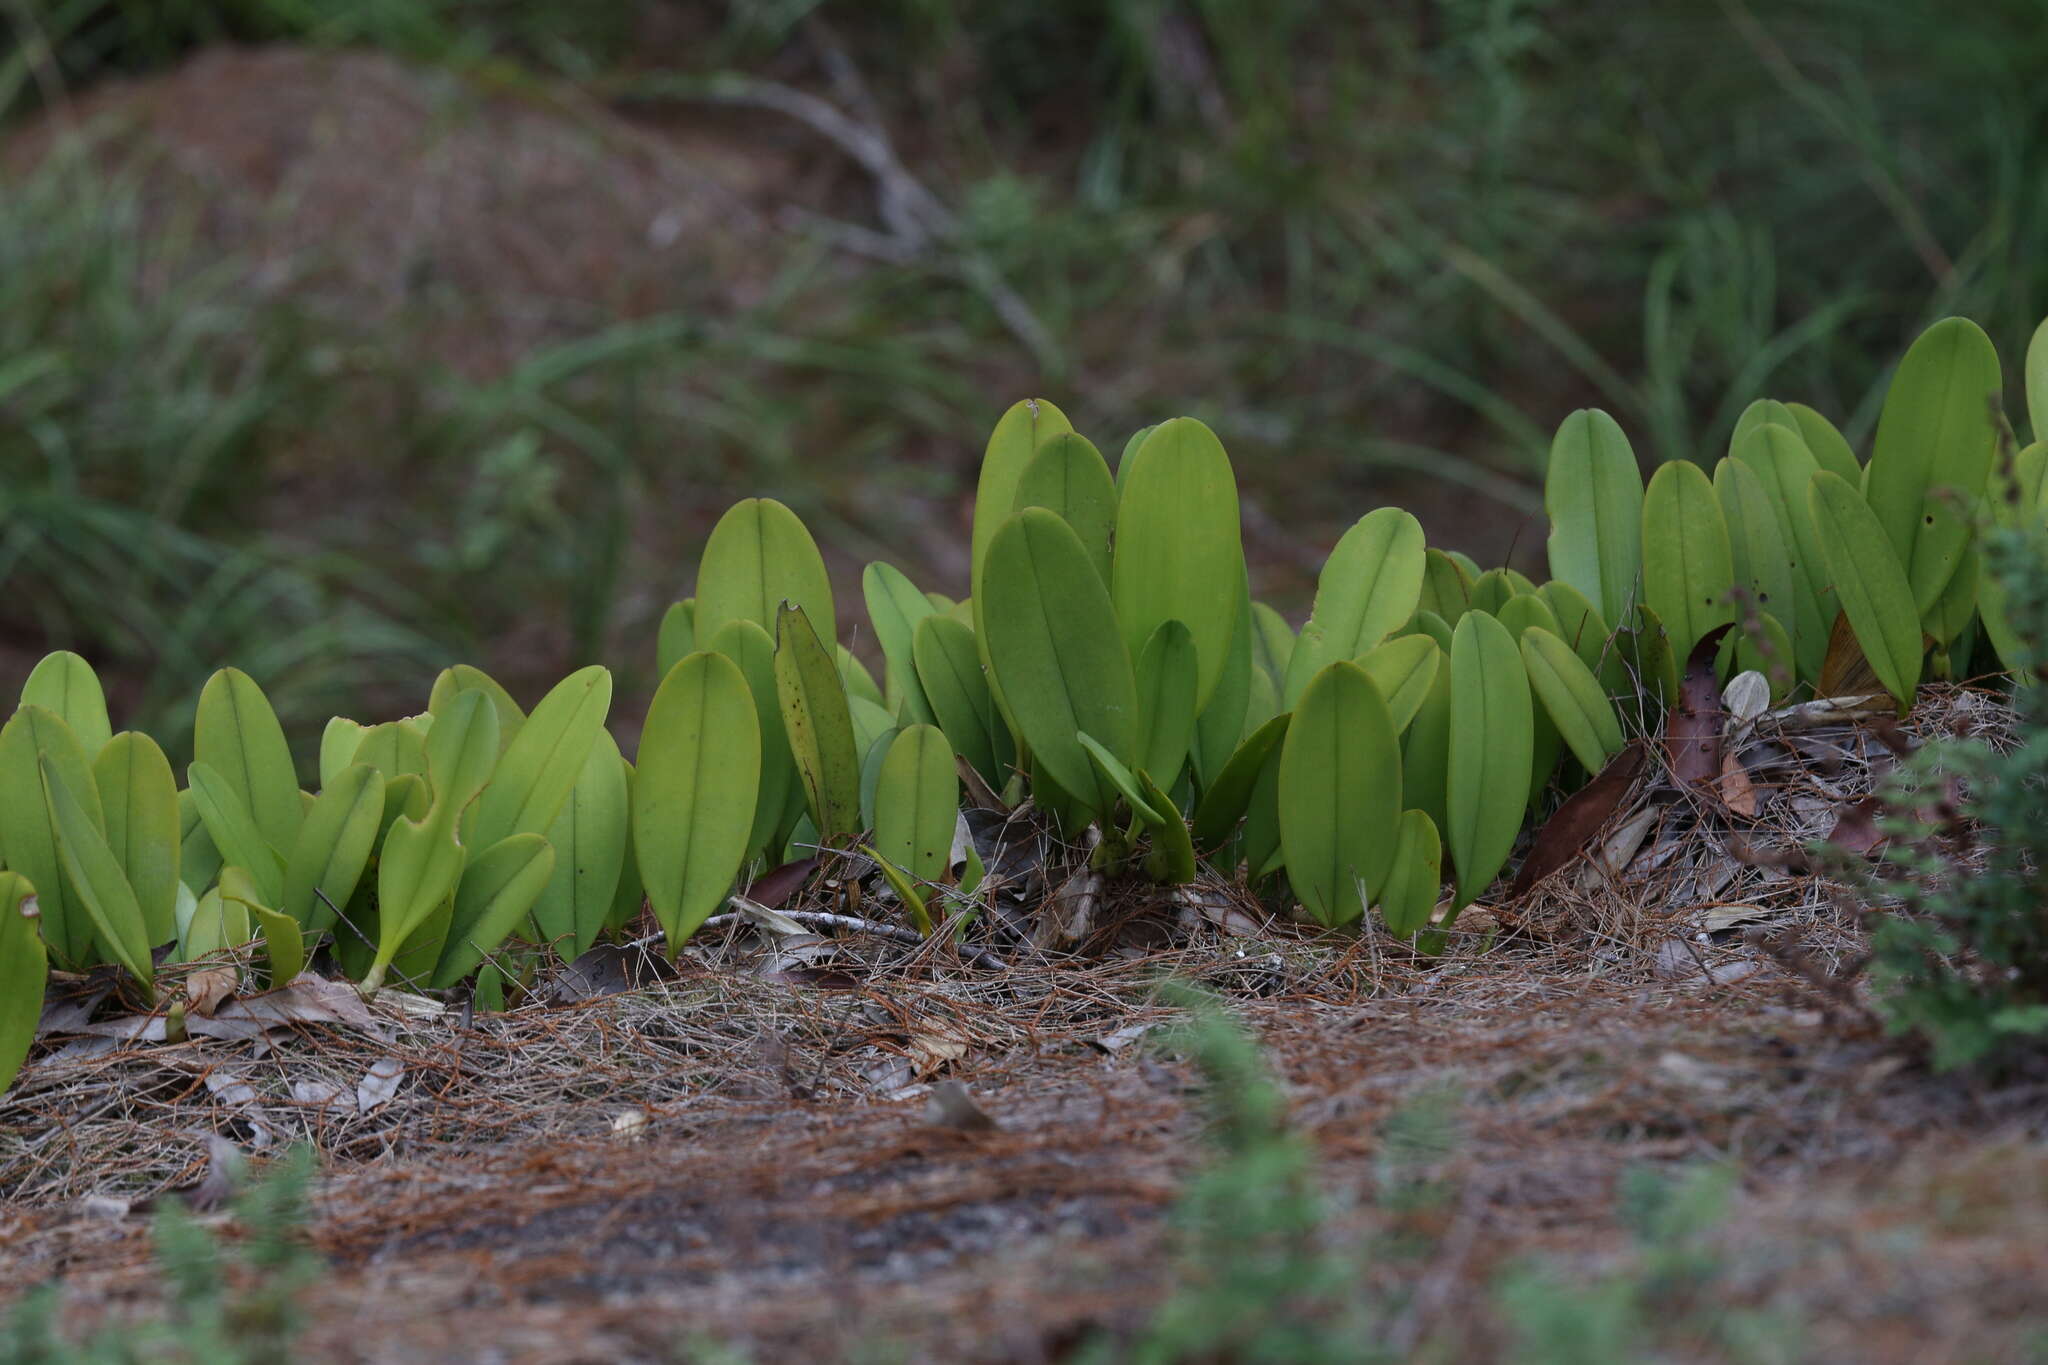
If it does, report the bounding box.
[697,908,1008,970]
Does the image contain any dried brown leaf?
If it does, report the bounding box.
[1667,625,1734,786]
[184,966,237,1018]
[1716,753,1758,818]
[1510,740,1649,899]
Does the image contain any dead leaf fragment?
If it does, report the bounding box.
[1826,795,1888,856]
[184,967,237,1018]
[1716,752,1758,817]
[355,1057,404,1112]
[1667,625,1735,786]
[747,856,821,909]
[1510,740,1649,899]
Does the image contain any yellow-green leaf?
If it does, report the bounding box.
[1544,408,1644,625]
[1446,612,1533,908]
[1809,470,1924,706]
[91,732,179,949]
[636,651,761,952]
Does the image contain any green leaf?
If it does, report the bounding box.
[1249,601,1296,690]
[838,646,886,710]
[1785,403,1862,484]
[1468,569,1517,618]
[347,719,429,780]
[21,651,111,760]
[1400,636,1455,838]
[873,725,959,892]
[40,755,152,997]
[91,732,179,949]
[0,872,46,1098]
[1715,455,1800,652]
[422,686,502,819]
[2028,317,2048,444]
[709,618,800,864]
[1446,612,1533,908]
[177,787,221,898]
[862,562,938,722]
[1544,408,1644,624]
[695,497,837,650]
[470,665,612,850]
[1640,459,1735,660]
[527,728,629,960]
[1378,811,1443,941]
[866,845,932,936]
[1730,422,1833,683]
[431,834,557,988]
[1192,714,1291,854]
[912,614,1009,790]
[981,508,1140,819]
[1135,770,1198,885]
[1015,431,1118,584]
[1353,633,1441,735]
[1520,627,1624,774]
[281,763,385,933]
[1864,317,2003,617]
[186,761,285,905]
[1535,580,1619,679]
[1729,399,1801,455]
[1192,567,1256,789]
[775,603,863,842]
[1282,507,1426,707]
[427,665,527,752]
[1418,548,1475,626]
[605,755,646,934]
[194,667,304,856]
[1076,732,1166,826]
[1134,620,1200,788]
[970,399,1075,615]
[1808,470,1924,705]
[319,718,367,789]
[1277,661,1402,926]
[657,599,696,679]
[244,900,305,987]
[1111,417,1245,711]
[636,651,761,952]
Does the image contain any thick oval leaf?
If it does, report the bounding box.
[710,618,800,864]
[1353,634,1441,735]
[348,719,430,780]
[423,688,502,818]
[1544,408,1644,624]
[605,756,646,934]
[1282,507,1426,707]
[1808,470,1924,705]
[91,732,179,949]
[656,599,695,679]
[40,755,152,996]
[1400,646,1455,838]
[1715,456,1800,651]
[1535,580,1620,681]
[1112,417,1245,711]
[2028,317,2048,445]
[1134,619,1200,787]
[1378,810,1443,940]
[319,718,367,789]
[21,652,112,760]
[1446,612,1533,908]
[1192,567,1256,789]
[636,651,761,952]
[187,762,285,913]
[1191,713,1291,854]
[430,833,557,988]
[0,872,46,1098]
[427,665,527,751]
[1076,732,1166,827]
[3,712,113,965]
[971,399,1075,607]
[862,562,938,722]
[912,614,1009,790]
[982,508,1140,818]
[1729,399,1801,455]
[1731,423,1832,684]
[1249,601,1296,690]
[195,667,304,855]
[1520,627,1624,774]
[1135,770,1197,885]
[1864,317,2003,616]
[1418,548,1475,626]
[775,603,863,842]
[695,497,837,650]
[1277,661,1402,926]
[1785,403,1862,484]
[527,728,628,960]
[471,665,612,850]
[1015,431,1118,584]
[177,788,221,897]
[873,725,959,889]
[281,762,385,933]
[246,901,305,987]
[838,647,885,710]
[1468,569,1517,618]
[1641,459,1735,660]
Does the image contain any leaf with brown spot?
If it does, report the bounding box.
[1667,624,1735,786]
[1509,740,1649,899]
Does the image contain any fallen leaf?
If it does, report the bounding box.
[355,1057,404,1112]
[729,895,808,936]
[747,856,821,909]
[203,1075,275,1150]
[924,1080,997,1132]
[1697,903,1775,933]
[1667,625,1735,786]
[1510,740,1650,899]
[184,967,237,1018]
[290,1080,353,1110]
[1721,671,1770,731]
[955,755,1008,812]
[1716,752,1758,817]
[36,979,112,1037]
[907,1021,971,1070]
[194,975,391,1043]
[611,1108,648,1139]
[179,1133,246,1212]
[1817,610,1884,698]
[1091,1022,1157,1054]
[1035,869,1102,948]
[1827,795,1888,855]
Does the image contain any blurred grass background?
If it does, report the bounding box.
[1,0,2043,753]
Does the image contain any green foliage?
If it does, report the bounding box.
[0,873,46,1098]
[1277,662,1401,927]
[1836,518,2048,1072]
[635,651,760,954]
